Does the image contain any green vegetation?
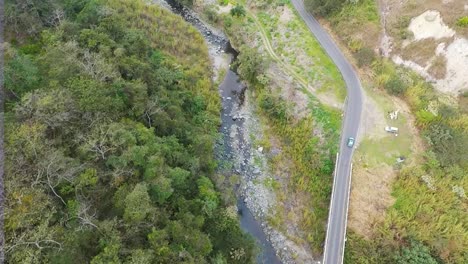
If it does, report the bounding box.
[346,59,468,264]
[304,0,467,262]
[395,240,439,264]
[373,60,413,95]
[230,4,246,17]
[233,40,341,254]
[258,88,339,254]
[222,0,346,102]
[330,0,379,23]
[358,134,412,167]
[304,0,347,16]
[4,0,257,263]
[217,0,343,254]
[456,16,468,27]
[326,0,381,69]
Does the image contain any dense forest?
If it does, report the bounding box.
[3,0,256,263]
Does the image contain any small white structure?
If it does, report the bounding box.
[385,126,399,133]
[389,110,399,120]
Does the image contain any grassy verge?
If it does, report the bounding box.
[256,3,346,101]
[256,89,341,254]
[357,85,414,167]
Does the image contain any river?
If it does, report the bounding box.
[160,1,281,263]
[218,58,281,264]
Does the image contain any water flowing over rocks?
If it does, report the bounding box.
[152,1,316,262]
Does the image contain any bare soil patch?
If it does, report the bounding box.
[380,0,468,95]
[435,37,468,94]
[217,3,232,14]
[408,10,455,41]
[279,5,294,23]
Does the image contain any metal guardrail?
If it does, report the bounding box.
[322,152,340,264]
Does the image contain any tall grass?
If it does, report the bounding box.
[255,89,341,254]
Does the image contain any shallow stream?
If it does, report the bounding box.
[161,1,281,262]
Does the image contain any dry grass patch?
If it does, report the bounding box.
[330,0,381,50]
[400,38,437,66]
[268,63,310,118]
[348,164,395,239]
[458,91,468,113]
[384,0,468,40]
[428,54,447,79]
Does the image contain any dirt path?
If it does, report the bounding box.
[248,12,310,88]
[247,11,345,109]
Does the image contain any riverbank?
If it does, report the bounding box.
[151,0,293,262]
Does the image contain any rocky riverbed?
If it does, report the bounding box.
[151,1,317,263]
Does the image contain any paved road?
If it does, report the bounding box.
[290,0,363,263]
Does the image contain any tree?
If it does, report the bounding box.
[123,183,153,223]
[235,46,266,85]
[304,0,346,16]
[4,0,257,263]
[230,5,246,17]
[125,250,154,264]
[384,75,408,95]
[5,0,65,37]
[395,240,439,264]
[4,51,40,100]
[355,47,376,68]
[197,177,219,216]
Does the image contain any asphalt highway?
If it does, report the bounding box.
[289,1,364,263]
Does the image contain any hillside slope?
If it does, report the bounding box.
[3,0,256,263]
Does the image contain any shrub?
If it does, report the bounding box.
[218,0,229,6]
[204,6,219,23]
[234,46,265,84]
[456,16,468,27]
[394,16,413,40]
[230,4,246,17]
[259,93,288,123]
[304,0,347,16]
[395,240,438,264]
[355,46,376,67]
[384,75,408,95]
[223,16,233,28]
